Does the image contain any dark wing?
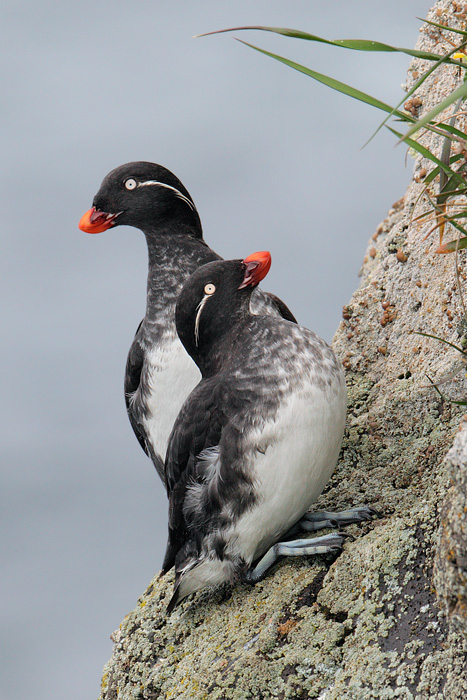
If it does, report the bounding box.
[124,320,148,454]
[265,292,297,323]
[164,378,230,494]
[250,288,297,324]
[161,379,238,573]
[124,321,165,478]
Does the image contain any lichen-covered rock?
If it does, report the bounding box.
[99,2,467,697]
[434,419,467,638]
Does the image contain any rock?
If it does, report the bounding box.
[434,419,467,639]
[99,2,467,697]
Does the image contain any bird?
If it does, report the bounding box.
[79,162,297,484]
[161,251,372,613]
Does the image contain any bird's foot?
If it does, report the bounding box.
[244,532,349,583]
[297,505,378,532]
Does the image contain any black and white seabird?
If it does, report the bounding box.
[161,252,372,613]
[79,162,296,484]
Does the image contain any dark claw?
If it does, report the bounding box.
[367,506,381,518]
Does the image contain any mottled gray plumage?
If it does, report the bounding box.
[162,258,347,612]
[82,162,296,483]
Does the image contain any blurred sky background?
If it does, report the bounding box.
[2,1,431,699]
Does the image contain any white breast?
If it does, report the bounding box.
[142,335,200,462]
[228,377,346,564]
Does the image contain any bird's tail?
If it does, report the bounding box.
[166,556,236,613]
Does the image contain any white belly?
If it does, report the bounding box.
[142,336,200,462]
[229,379,346,564]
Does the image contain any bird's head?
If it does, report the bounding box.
[78,161,202,237]
[175,251,271,370]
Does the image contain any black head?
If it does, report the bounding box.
[79,161,202,237]
[175,252,271,373]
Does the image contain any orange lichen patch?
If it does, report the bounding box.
[277,619,298,637]
[373,223,384,241]
[396,249,409,263]
[392,197,405,211]
[452,1,467,17]
[414,167,427,183]
[404,96,423,116]
[380,305,396,327]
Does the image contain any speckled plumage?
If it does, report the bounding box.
[162,258,346,611]
[81,162,296,482]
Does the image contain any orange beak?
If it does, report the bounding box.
[78,207,120,234]
[239,251,271,288]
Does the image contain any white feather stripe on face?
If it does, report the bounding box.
[194,294,209,346]
[137,180,196,211]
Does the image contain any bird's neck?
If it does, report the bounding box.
[193,315,253,379]
[143,227,220,325]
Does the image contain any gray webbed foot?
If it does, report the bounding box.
[298,505,378,532]
[244,532,349,583]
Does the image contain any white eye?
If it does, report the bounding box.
[204,283,216,295]
[125,178,137,190]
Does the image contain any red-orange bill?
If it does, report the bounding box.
[239,250,271,288]
[79,207,119,234]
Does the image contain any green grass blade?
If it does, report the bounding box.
[201,25,466,149]
[437,177,467,203]
[442,217,467,239]
[419,17,467,36]
[424,165,441,184]
[235,39,415,119]
[419,155,467,186]
[365,42,467,147]
[440,212,467,221]
[431,122,467,140]
[386,126,466,184]
[430,212,467,224]
[200,26,449,61]
[424,373,467,405]
[401,81,467,141]
[414,331,467,356]
[436,236,467,253]
[425,375,446,401]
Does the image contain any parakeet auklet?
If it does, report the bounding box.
[161,252,371,613]
[79,162,296,484]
